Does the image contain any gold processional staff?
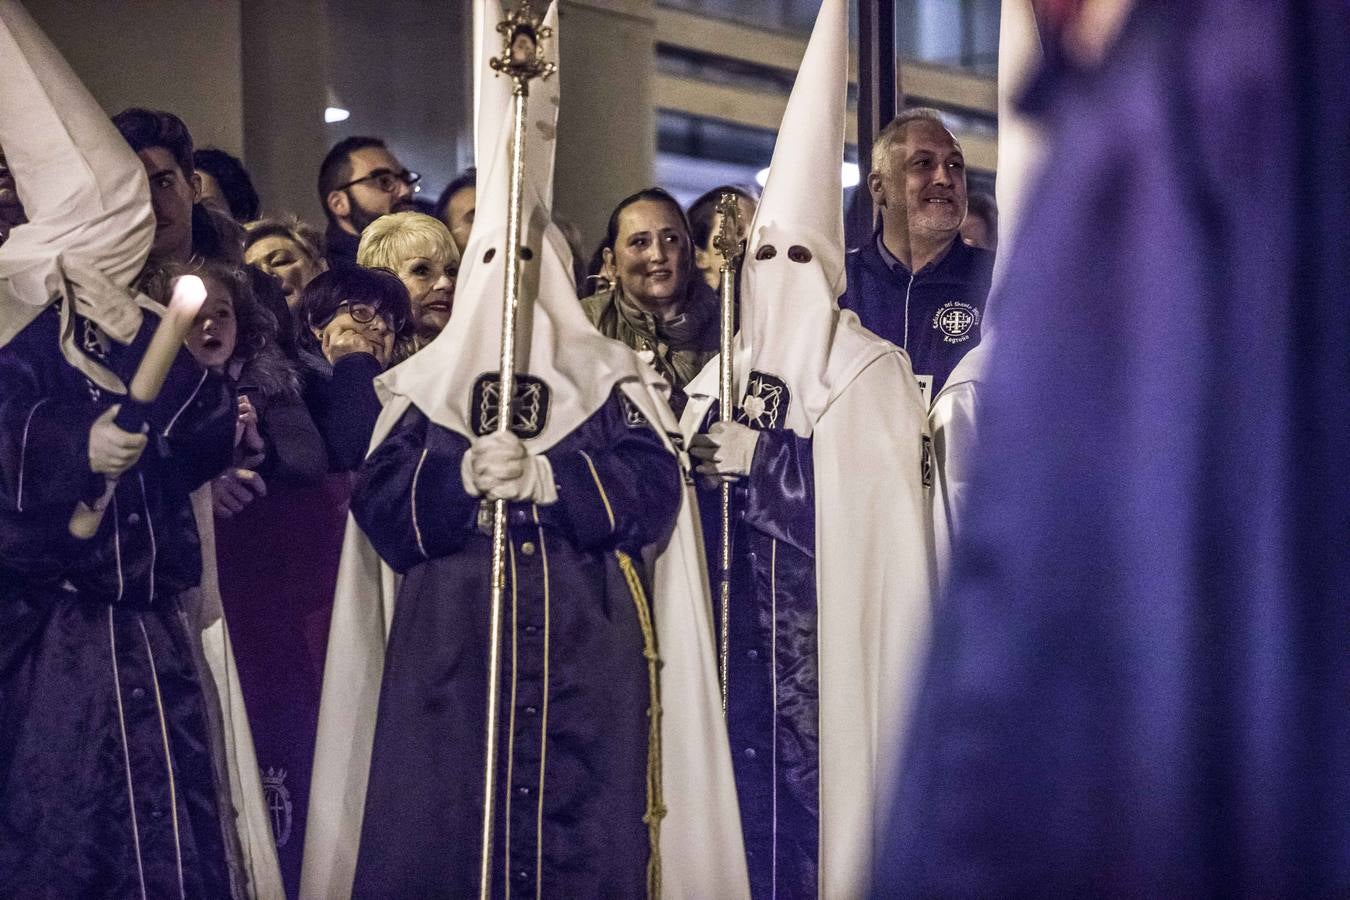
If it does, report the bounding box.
[480,5,554,900]
[713,193,745,712]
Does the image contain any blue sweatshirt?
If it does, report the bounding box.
[840,232,993,403]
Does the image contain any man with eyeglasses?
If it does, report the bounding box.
[317,136,420,269]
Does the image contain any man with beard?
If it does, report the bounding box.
[316,136,420,269]
[840,108,993,406]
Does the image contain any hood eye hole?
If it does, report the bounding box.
[787,245,812,263]
[519,246,534,261]
[483,247,496,263]
[755,245,777,261]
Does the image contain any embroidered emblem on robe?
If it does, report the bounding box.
[79,313,111,403]
[81,316,111,360]
[619,391,649,429]
[471,373,551,438]
[262,767,294,847]
[736,370,790,430]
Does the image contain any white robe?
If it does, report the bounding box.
[928,340,988,587]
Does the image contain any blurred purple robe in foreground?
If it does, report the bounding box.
[877,1,1350,896]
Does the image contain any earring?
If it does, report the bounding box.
[586,272,614,294]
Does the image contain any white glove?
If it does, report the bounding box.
[88,404,147,477]
[461,431,558,504]
[688,420,760,480]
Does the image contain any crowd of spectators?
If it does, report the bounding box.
[0,97,991,897]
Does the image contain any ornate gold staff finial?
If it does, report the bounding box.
[489,1,556,85]
[713,193,745,269]
[713,192,744,714]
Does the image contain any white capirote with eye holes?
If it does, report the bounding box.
[678,0,936,897]
[733,218,892,436]
[302,5,752,900]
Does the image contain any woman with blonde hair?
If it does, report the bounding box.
[357,211,458,359]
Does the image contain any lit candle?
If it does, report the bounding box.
[68,274,209,539]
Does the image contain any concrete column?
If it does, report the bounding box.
[25,0,245,156]
[240,0,330,222]
[554,0,656,254]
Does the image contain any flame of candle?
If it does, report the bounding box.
[169,274,207,317]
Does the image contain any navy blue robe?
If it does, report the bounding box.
[879,1,1350,895]
[696,406,819,899]
[0,305,236,897]
[349,389,681,898]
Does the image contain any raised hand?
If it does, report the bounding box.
[88,404,147,477]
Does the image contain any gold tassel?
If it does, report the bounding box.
[616,550,664,899]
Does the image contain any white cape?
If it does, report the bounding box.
[302,3,746,894]
[929,0,1046,585]
[680,0,937,889]
[301,375,748,899]
[928,340,988,586]
[190,490,288,899]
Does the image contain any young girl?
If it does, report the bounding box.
[183,261,329,893]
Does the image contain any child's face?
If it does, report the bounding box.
[185,275,237,372]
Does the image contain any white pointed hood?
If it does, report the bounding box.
[473,0,513,189]
[681,1,937,893]
[699,0,890,437]
[302,6,750,897]
[750,0,847,290]
[0,0,154,392]
[378,0,658,449]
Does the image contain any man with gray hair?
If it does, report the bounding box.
[840,107,993,404]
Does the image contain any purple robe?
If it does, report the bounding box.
[348,389,681,898]
[697,406,819,899]
[0,306,237,896]
[879,1,1350,895]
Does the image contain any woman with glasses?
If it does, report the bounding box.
[297,265,412,470]
[356,210,459,361]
